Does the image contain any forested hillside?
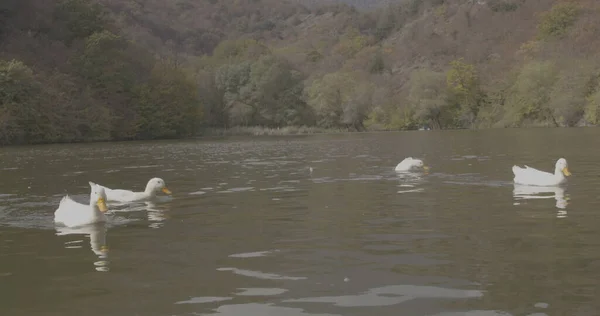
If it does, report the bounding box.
[1,0,599,145]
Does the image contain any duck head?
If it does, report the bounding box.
[555,158,571,177]
[88,181,108,213]
[145,178,172,196]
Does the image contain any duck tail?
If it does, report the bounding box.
[511,165,521,175]
[58,195,70,207]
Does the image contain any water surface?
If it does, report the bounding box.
[2,128,600,316]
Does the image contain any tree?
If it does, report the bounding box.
[369,49,385,74]
[407,68,450,129]
[75,30,135,96]
[503,61,559,126]
[585,89,600,125]
[211,54,312,127]
[306,71,372,130]
[53,0,107,44]
[364,83,417,131]
[211,38,271,65]
[306,73,349,128]
[583,68,600,125]
[547,61,598,127]
[446,58,483,127]
[332,27,369,58]
[341,81,373,131]
[213,60,253,127]
[73,30,153,138]
[0,59,58,144]
[373,6,398,41]
[195,69,228,128]
[133,59,202,139]
[537,2,580,40]
[0,0,20,39]
[242,54,311,127]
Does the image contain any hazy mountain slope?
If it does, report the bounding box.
[1,0,600,145]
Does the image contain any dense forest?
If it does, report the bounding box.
[1,0,599,145]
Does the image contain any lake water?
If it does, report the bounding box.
[1,128,600,316]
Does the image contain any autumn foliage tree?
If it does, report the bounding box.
[446,58,483,128]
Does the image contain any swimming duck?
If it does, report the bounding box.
[90,177,172,203]
[512,158,571,186]
[394,157,430,172]
[54,182,109,228]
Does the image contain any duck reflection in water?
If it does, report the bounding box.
[145,201,170,229]
[513,184,568,217]
[119,200,171,229]
[55,223,110,272]
[394,166,427,194]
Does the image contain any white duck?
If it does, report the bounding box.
[394,157,430,172]
[54,182,109,228]
[90,177,172,203]
[512,158,571,186]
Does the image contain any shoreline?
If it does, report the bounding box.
[0,126,365,148]
[0,125,595,148]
